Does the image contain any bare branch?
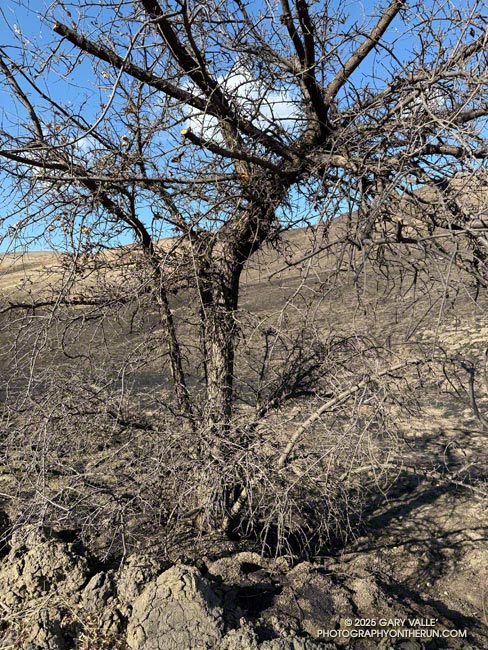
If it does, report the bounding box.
[323,0,405,106]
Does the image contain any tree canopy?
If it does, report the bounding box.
[1,0,488,550]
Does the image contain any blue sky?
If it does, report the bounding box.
[0,0,484,253]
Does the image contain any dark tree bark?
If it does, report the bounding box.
[1,0,488,535]
[199,258,240,431]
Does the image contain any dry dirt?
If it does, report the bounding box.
[0,230,487,649]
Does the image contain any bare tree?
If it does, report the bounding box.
[1,0,488,552]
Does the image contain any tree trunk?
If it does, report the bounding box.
[200,259,240,432]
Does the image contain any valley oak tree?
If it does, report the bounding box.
[1,0,488,544]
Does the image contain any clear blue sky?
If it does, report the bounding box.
[0,0,483,253]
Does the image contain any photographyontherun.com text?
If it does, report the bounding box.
[318,618,467,640]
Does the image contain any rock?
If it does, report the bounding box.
[348,575,381,611]
[263,563,346,639]
[260,640,328,649]
[3,528,478,650]
[81,570,124,636]
[206,551,284,629]
[126,564,225,650]
[23,608,68,650]
[206,552,288,586]
[82,570,116,612]
[0,526,89,611]
[218,626,327,650]
[116,553,163,617]
[0,527,89,649]
[1,607,70,650]
[218,622,260,649]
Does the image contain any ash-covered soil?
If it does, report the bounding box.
[1,229,487,649]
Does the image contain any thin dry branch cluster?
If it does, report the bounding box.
[0,0,487,554]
